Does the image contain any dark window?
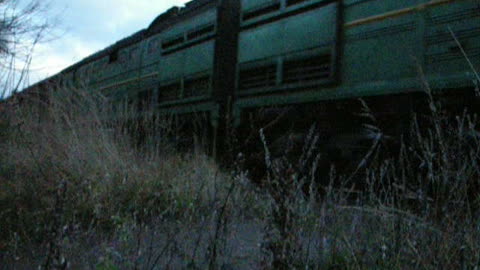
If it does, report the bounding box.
[243,1,281,21]
[282,54,331,84]
[184,76,210,98]
[239,64,277,90]
[158,82,181,102]
[109,50,118,63]
[286,0,309,6]
[162,36,185,50]
[187,24,215,41]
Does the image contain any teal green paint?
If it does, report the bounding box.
[344,0,420,21]
[424,1,480,76]
[160,9,217,39]
[183,42,215,75]
[38,0,480,132]
[232,72,477,126]
[238,2,338,63]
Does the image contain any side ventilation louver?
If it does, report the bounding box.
[286,0,309,7]
[282,54,331,84]
[184,76,210,98]
[243,1,281,21]
[187,24,215,41]
[239,64,277,90]
[158,82,180,102]
[162,36,184,50]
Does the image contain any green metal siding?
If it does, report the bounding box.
[238,2,338,63]
[342,15,419,83]
[232,0,480,123]
[424,1,480,76]
[32,0,480,131]
[344,0,422,21]
[185,42,215,76]
[160,8,217,43]
[241,0,278,12]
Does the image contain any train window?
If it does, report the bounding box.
[108,50,118,63]
[162,35,185,50]
[239,64,277,90]
[282,54,331,84]
[184,76,210,98]
[285,0,309,6]
[158,81,181,102]
[243,1,281,21]
[187,24,215,41]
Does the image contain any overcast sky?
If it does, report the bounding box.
[26,0,190,86]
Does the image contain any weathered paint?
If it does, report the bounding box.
[24,0,480,138]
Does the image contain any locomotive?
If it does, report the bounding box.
[22,0,480,158]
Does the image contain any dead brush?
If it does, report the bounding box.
[353,77,480,268]
[0,83,227,266]
[258,124,324,269]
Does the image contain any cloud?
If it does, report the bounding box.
[28,34,103,83]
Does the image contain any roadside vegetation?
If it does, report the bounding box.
[1,1,479,267]
[1,78,479,269]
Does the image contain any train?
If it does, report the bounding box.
[21,0,480,160]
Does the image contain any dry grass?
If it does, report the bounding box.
[0,86,237,267]
[1,81,480,269]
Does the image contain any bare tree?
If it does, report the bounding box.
[0,0,52,99]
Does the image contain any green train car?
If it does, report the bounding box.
[25,0,480,154]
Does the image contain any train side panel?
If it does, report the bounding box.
[343,0,420,84]
[424,1,480,77]
[232,0,480,125]
[236,0,340,96]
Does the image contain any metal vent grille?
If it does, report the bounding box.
[162,36,184,50]
[184,76,210,98]
[158,82,180,102]
[239,64,277,90]
[243,1,281,21]
[286,0,309,7]
[426,28,480,46]
[282,54,331,84]
[187,24,215,41]
[429,8,480,25]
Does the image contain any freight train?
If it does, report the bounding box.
[22,0,480,159]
